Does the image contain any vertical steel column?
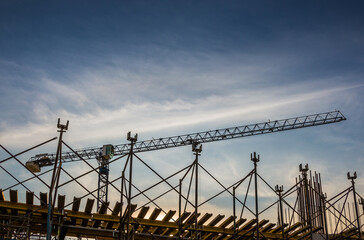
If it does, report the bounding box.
[321,193,329,240]
[275,185,284,240]
[318,173,326,236]
[347,172,362,239]
[192,142,202,240]
[126,132,137,240]
[47,119,68,240]
[233,186,237,240]
[251,152,260,240]
[299,164,313,239]
[119,171,125,239]
[195,153,198,240]
[179,179,182,240]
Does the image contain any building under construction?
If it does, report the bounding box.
[0,111,363,239]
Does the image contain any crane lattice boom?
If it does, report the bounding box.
[28,110,346,169]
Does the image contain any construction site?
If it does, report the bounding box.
[0,110,363,240]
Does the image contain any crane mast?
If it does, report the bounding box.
[26,110,346,210]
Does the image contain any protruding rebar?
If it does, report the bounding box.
[299,163,313,239]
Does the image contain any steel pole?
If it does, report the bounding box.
[127,143,134,240]
[195,153,198,240]
[125,132,137,240]
[251,152,260,240]
[348,172,362,239]
[47,131,63,240]
[179,179,182,240]
[47,119,68,240]
[119,171,125,239]
[276,185,284,240]
[192,142,201,240]
[233,187,236,240]
[300,164,313,239]
[322,194,329,240]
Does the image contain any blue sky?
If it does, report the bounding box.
[0,1,363,220]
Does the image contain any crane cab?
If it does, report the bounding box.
[101,144,114,160]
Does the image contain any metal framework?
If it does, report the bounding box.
[1,110,362,240]
[27,110,346,167]
[25,111,346,213]
[1,151,363,239]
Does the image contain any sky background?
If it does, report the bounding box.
[0,1,363,223]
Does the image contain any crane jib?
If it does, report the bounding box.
[27,110,346,169]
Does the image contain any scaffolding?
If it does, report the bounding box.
[0,115,363,240]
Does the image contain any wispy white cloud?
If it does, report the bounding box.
[0,76,360,149]
[1,59,362,208]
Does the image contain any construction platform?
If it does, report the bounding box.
[1,190,362,240]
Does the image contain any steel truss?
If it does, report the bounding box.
[27,111,346,167]
[25,111,346,215]
[1,113,363,239]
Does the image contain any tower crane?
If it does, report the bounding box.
[26,110,346,209]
